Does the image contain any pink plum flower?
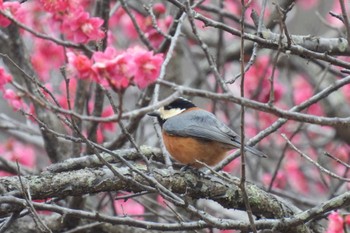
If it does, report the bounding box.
[262,171,287,189]
[292,75,323,115]
[0,138,35,176]
[326,211,344,233]
[244,56,284,103]
[114,196,145,219]
[92,47,136,90]
[153,3,166,16]
[61,7,105,43]
[38,0,70,13]
[0,1,21,27]
[67,52,94,80]
[130,47,163,89]
[284,155,309,194]
[0,67,12,90]
[31,39,65,81]
[3,89,26,111]
[71,46,163,90]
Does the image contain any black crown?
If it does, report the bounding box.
[164,97,196,110]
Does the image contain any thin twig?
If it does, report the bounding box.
[282,134,350,182]
[339,0,350,45]
[239,1,257,232]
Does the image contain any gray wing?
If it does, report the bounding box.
[163,109,241,148]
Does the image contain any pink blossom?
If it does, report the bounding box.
[244,56,284,103]
[147,15,173,48]
[342,84,350,103]
[31,39,65,81]
[89,46,163,90]
[101,106,115,132]
[153,3,166,16]
[326,211,344,233]
[0,138,35,176]
[114,196,145,219]
[130,48,163,89]
[92,47,136,90]
[262,171,287,189]
[222,159,240,173]
[58,77,77,109]
[38,0,70,13]
[220,230,237,233]
[67,52,94,80]
[0,1,21,27]
[118,12,148,39]
[89,105,115,143]
[0,67,12,90]
[292,76,323,115]
[222,1,269,25]
[61,7,104,43]
[93,46,118,63]
[3,89,25,111]
[284,156,309,194]
[345,215,350,225]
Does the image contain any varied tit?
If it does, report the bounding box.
[148,97,267,168]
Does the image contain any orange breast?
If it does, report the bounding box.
[162,132,231,168]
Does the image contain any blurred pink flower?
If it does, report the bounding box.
[326,211,344,233]
[0,67,12,90]
[61,7,104,43]
[31,39,65,81]
[114,196,145,219]
[0,1,21,27]
[343,84,350,103]
[222,159,240,173]
[88,104,116,143]
[244,56,284,103]
[284,156,309,194]
[262,171,287,189]
[38,0,70,13]
[153,3,166,15]
[101,106,115,132]
[67,52,94,80]
[58,77,77,109]
[130,47,163,89]
[0,138,35,176]
[292,76,323,115]
[147,15,173,48]
[92,47,136,90]
[220,230,237,233]
[3,89,26,111]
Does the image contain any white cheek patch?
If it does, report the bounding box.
[160,107,186,119]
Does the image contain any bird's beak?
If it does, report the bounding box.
[147,110,160,117]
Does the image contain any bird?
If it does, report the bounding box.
[148,97,267,168]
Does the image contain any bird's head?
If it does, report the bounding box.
[148,97,196,125]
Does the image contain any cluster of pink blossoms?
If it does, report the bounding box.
[0,138,35,177]
[0,67,26,111]
[59,7,104,43]
[326,211,350,233]
[0,0,104,44]
[0,0,21,27]
[67,46,163,90]
[38,0,105,43]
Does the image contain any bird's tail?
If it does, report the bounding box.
[244,145,267,158]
